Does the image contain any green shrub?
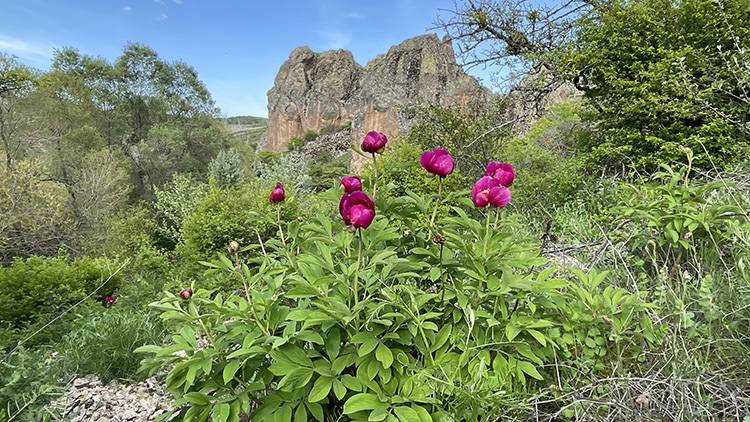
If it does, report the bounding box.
[153,174,209,246]
[0,160,78,262]
[138,169,657,421]
[611,157,745,276]
[58,308,165,382]
[181,181,300,259]
[308,152,350,192]
[287,137,304,152]
[0,256,122,328]
[303,130,319,143]
[0,347,65,422]
[208,149,244,187]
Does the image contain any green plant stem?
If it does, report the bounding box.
[439,243,446,302]
[372,153,379,199]
[354,228,363,306]
[483,211,491,253]
[236,253,270,336]
[276,206,286,246]
[430,177,444,227]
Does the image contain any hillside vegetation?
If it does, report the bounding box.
[1,0,749,421]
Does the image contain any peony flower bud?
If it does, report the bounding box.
[179,287,193,300]
[361,131,388,154]
[484,161,516,187]
[471,176,511,208]
[340,175,363,193]
[227,241,239,254]
[339,191,376,229]
[269,182,285,203]
[420,147,455,178]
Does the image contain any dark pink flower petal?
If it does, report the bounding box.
[488,186,511,208]
[484,161,516,187]
[471,176,500,208]
[340,175,362,193]
[349,204,375,229]
[269,182,285,203]
[179,288,193,300]
[361,131,388,154]
[339,193,351,225]
[340,191,376,229]
[420,147,454,178]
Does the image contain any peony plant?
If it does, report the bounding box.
[138,144,656,422]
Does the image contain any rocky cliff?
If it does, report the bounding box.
[264,34,488,153]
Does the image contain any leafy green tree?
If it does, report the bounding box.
[566,0,750,169]
[0,54,37,170]
[51,44,228,198]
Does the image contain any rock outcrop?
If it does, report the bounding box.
[264,34,489,155]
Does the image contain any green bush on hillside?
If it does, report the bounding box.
[181,181,299,258]
[0,256,122,328]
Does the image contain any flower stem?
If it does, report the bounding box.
[371,153,379,199]
[276,206,286,246]
[354,228,363,306]
[429,177,444,227]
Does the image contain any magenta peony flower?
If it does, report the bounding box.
[269,182,285,203]
[420,147,455,178]
[471,176,512,208]
[339,191,376,229]
[179,287,193,300]
[104,294,116,306]
[484,161,516,187]
[361,131,388,154]
[340,175,363,193]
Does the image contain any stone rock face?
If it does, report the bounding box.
[264,34,488,156]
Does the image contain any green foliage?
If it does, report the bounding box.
[225,116,268,126]
[181,181,299,258]
[303,130,319,143]
[0,348,64,422]
[0,160,77,262]
[138,179,657,421]
[500,102,586,210]
[308,152,350,192]
[566,0,750,169]
[612,156,745,275]
[153,174,209,247]
[403,102,510,180]
[209,149,245,187]
[287,137,304,152]
[0,256,122,328]
[57,308,165,382]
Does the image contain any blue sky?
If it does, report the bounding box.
[0,0,494,117]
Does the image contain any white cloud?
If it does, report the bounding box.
[0,35,53,61]
[345,12,364,19]
[122,6,132,12]
[158,13,168,20]
[172,0,183,4]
